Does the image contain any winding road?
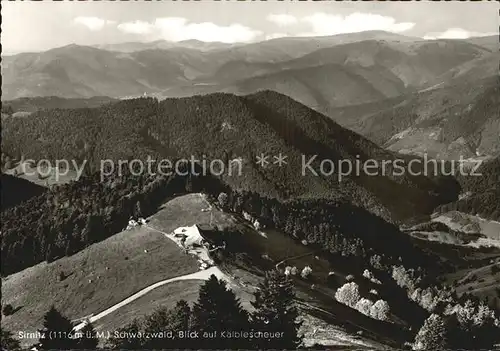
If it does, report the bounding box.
[73,267,227,331]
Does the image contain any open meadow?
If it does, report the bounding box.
[1,194,227,347]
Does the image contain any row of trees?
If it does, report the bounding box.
[110,271,301,350]
[334,282,390,321]
[413,303,500,350]
[390,265,500,349]
[215,189,442,275]
[1,270,302,350]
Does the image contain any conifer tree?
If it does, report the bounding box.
[38,306,77,350]
[168,300,192,349]
[106,319,144,350]
[1,328,21,351]
[251,269,302,349]
[413,314,447,350]
[76,322,98,350]
[191,275,249,349]
[143,307,170,349]
[168,300,191,334]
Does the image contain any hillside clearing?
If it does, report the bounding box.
[1,193,227,347]
[3,161,80,187]
[433,211,500,241]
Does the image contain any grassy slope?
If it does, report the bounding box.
[94,280,204,337]
[446,261,500,309]
[1,194,223,346]
[3,161,81,188]
[3,191,431,348]
[433,212,500,240]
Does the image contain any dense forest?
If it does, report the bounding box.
[458,156,500,194]
[1,96,117,115]
[1,174,46,210]
[1,92,460,222]
[344,76,500,158]
[435,156,500,221]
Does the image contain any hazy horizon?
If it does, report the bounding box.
[2,29,497,56]
[2,1,497,54]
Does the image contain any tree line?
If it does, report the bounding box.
[435,156,500,221]
[390,264,500,349]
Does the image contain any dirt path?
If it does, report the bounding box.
[73,266,227,331]
[74,212,232,332]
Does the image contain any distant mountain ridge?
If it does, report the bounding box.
[2,31,493,103]
[328,76,500,160]
[3,31,497,161]
[1,96,118,114]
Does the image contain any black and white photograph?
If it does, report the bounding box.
[1,1,499,350]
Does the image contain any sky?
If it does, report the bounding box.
[1,1,498,54]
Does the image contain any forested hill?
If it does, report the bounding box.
[0,174,46,210]
[1,91,458,221]
[436,156,500,221]
[1,96,118,115]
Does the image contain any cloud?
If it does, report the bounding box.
[117,20,154,35]
[117,17,261,43]
[265,33,288,40]
[423,28,497,40]
[267,14,298,27]
[74,17,115,31]
[300,12,415,36]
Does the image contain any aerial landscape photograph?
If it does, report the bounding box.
[1,0,499,350]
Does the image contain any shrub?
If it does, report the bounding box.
[301,266,312,279]
[369,254,384,270]
[217,192,228,209]
[253,220,261,230]
[355,298,374,316]
[335,282,361,308]
[370,300,390,321]
[2,304,14,316]
[363,269,381,284]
